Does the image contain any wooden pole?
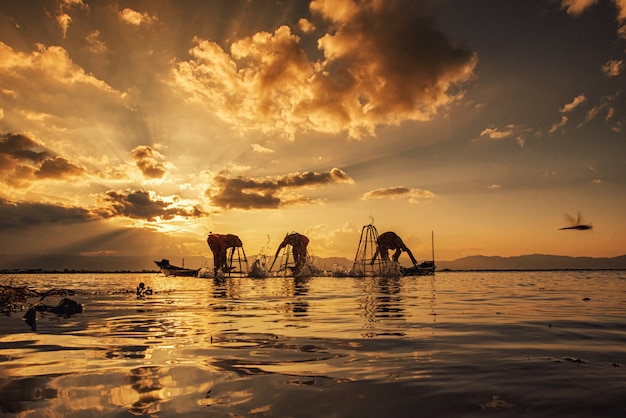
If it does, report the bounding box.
[431,231,435,264]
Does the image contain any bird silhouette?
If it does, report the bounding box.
[559,211,593,230]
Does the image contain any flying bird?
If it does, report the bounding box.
[559,211,593,230]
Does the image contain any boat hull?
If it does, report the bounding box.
[154,259,199,277]
[400,261,436,276]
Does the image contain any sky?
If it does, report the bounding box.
[1,0,625,268]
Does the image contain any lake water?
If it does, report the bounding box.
[1,271,625,417]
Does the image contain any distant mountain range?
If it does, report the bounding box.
[316,254,626,271]
[1,253,626,273]
[434,254,626,271]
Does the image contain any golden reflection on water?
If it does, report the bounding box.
[41,365,215,416]
[1,271,625,417]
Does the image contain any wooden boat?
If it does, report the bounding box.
[400,261,436,276]
[400,231,436,276]
[154,259,199,277]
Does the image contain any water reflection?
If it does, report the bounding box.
[210,277,311,319]
[122,366,167,415]
[104,344,149,360]
[280,277,310,317]
[101,314,196,342]
[211,277,239,299]
[0,365,215,416]
[358,277,406,338]
[2,272,625,417]
[0,375,58,414]
[429,275,437,325]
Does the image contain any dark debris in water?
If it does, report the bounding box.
[136,282,154,298]
[2,284,87,331]
[23,298,84,331]
[285,378,317,386]
[1,285,39,313]
[548,357,624,368]
[3,281,168,331]
[564,357,587,364]
[37,288,76,301]
[547,357,588,365]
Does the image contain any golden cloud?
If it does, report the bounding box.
[560,0,597,16]
[172,0,477,139]
[602,59,623,77]
[95,190,205,221]
[55,0,88,38]
[561,0,626,39]
[119,8,158,26]
[362,186,436,203]
[0,133,86,188]
[130,146,167,179]
[0,41,125,141]
[477,124,537,147]
[251,144,275,153]
[560,94,587,113]
[548,116,569,134]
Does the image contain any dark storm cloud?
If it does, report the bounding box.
[0,197,95,230]
[130,145,166,179]
[207,168,353,209]
[0,188,206,230]
[0,132,86,187]
[0,133,51,162]
[95,190,205,221]
[310,0,478,125]
[36,156,86,179]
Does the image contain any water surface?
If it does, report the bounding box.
[1,271,625,417]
